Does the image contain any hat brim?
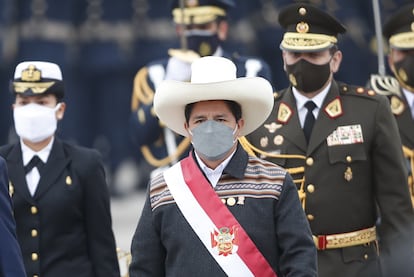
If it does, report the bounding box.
[154,77,274,137]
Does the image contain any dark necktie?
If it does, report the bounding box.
[24,155,45,175]
[303,101,317,143]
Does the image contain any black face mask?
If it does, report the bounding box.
[285,59,331,93]
[185,30,221,57]
[393,54,414,90]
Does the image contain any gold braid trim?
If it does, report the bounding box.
[131,67,154,111]
[239,136,307,209]
[141,137,191,167]
[403,145,414,207]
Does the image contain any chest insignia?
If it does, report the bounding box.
[273,135,284,145]
[211,226,239,256]
[260,136,269,147]
[344,166,353,182]
[277,102,293,123]
[324,98,343,118]
[264,122,282,133]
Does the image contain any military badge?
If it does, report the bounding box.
[296,22,310,33]
[344,167,353,182]
[273,135,284,146]
[237,196,245,205]
[324,98,343,118]
[390,95,405,115]
[21,64,42,81]
[264,122,282,133]
[260,136,269,147]
[327,124,364,146]
[226,197,236,206]
[277,102,293,123]
[211,226,239,256]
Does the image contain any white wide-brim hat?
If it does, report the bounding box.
[154,56,274,137]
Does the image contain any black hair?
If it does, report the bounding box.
[184,100,241,123]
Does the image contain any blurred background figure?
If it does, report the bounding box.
[0,156,26,277]
[128,0,272,192]
[0,0,412,195]
[370,4,414,206]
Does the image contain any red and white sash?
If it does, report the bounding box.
[163,155,277,277]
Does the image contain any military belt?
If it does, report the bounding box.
[313,226,377,250]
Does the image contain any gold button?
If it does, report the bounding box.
[34,275,39,277]
[227,197,236,206]
[31,229,38,237]
[364,254,369,260]
[306,157,314,166]
[31,206,38,214]
[346,156,352,163]
[307,184,315,193]
[32,253,38,261]
[307,214,314,221]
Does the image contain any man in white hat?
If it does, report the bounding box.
[0,61,120,277]
[128,0,273,191]
[129,56,317,277]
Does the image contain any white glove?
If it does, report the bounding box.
[165,49,200,81]
[165,56,192,81]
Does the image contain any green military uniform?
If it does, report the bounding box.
[244,3,414,277]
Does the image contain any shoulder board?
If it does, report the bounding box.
[338,83,377,97]
[369,74,401,97]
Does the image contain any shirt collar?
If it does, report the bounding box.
[292,82,331,110]
[195,147,236,175]
[194,144,248,180]
[402,88,414,109]
[21,137,54,166]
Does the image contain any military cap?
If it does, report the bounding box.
[11,61,64,100]
[170,0,235,25]
[278,3,346,52]
[383,4,414,50]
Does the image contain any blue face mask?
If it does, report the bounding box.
[185,30,221,57]
[189,120,237,161]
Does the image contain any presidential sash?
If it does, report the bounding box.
[163,155,277,277]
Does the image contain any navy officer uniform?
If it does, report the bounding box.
[0,156,26,276]
[244,3,414,277]
[129,0,272,186]
[0,61,120,277]
[370,4,414,206]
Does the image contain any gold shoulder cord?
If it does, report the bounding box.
[141,138,191,168]
[402,145,414,207]
[131,67,154,111]
[130,67,192,167]
[239,136,308,209]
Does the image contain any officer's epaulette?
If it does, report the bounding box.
[369,74,401,97]
[338,83,377,98]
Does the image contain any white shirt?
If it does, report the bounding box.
[21,137,54,196]
[402,88,414,119]
[195,149,236,188]
[292,83,331,128]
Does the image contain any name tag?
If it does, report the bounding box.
[327,124,364,146]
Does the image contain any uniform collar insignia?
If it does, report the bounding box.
[324,98,343,118]
[277,102,293,123]
[390,95,405,115]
